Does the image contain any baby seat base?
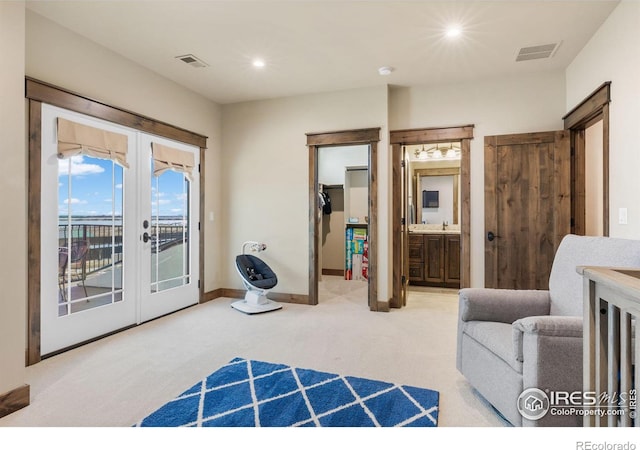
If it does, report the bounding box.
[231,290,282,314]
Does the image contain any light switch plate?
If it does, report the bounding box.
[619,208,628,225]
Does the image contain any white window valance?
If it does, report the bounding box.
[57,118,129,168]
[152,142,195,180]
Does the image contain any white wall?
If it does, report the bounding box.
[221,86,389,299]
[566,0,640,239]
[26,11,224,292]
[318,145,368,186]
[346,169,368,223]
[0,0,26,399]
[390,71,566,286]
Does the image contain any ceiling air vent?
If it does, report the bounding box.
[175,54,209,68]
[515,42,560,62]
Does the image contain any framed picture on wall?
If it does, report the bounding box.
[423,190,439,208]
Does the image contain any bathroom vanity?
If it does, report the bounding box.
[408,225,460,288]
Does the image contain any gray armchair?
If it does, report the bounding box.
[457,234,640,426]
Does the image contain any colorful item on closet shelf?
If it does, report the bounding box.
[353,227,367,241]
[362,240,369,280]
[345,226,369,281]
[345,227,353,280]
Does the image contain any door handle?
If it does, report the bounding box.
[487,231,500,242]
[142,232,156,243]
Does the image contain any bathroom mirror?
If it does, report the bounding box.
[407,143,461,225]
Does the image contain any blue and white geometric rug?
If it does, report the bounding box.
[135,357,439,427]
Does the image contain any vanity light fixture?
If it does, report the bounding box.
[413,143,461,160]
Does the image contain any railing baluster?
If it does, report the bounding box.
[607,304,620,427]
[584,277,596,427]
[596,295,609,427]
[619,311,632,427]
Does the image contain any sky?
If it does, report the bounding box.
[58,155,188,219]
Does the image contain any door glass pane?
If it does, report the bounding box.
[150,169,190,293]
[58,155,124,316]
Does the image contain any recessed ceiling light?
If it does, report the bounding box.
[252,59,266,68]
[446,26,462,38]
[378,66,394,76]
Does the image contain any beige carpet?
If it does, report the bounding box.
[0,277,506,427]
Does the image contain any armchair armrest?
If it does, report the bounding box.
[459,288,550,324]
[513,315,583,338]
[513,316,584,419]
[513,316,583,362]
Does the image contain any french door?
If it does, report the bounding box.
[138,134,200,322]
[40,104,199,355]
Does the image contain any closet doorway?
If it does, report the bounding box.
[319,146,369,281]
[306,128,381,311]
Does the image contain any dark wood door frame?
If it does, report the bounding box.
[25,78,207,365]
[306,128,381,311]
[391,125,474,308]
[563,82,611,236]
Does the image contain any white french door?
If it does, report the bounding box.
[40,104,199,356]
[138,133,199,322]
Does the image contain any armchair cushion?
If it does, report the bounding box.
[459,288,550,323]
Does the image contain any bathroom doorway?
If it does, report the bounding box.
[405,143,462,291]
[390,126,474,308]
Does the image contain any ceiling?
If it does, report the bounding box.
[26,1,619,105]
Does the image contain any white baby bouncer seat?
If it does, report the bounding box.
[231,241,282,314]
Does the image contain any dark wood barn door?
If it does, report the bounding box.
[484,130,571,289]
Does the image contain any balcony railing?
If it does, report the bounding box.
[580,266,639,427]
[58,223,187,275]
